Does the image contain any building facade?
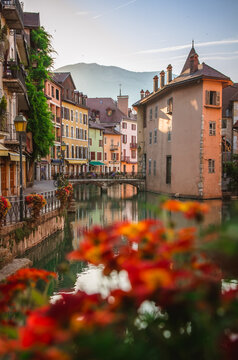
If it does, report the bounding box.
[89,122,105,172]
[134,46,232,199]
[53,72,89,175]
[103,128,121,173]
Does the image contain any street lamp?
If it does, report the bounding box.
[14,114,27,222]
[61,141,66,174]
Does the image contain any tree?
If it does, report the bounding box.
[26,27,55,161]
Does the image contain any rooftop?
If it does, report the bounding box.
[23,12,40,28]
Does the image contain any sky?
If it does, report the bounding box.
[23,0,238,81]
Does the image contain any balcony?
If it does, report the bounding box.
[0,112,10,139]
[121,156,130,163]
[1,0,24,30]
[130,142,137,149]
[4,124,26,145]
[55,136,61,143]
[110,145,119,151]
[3,61,27,93]
[16,30,30,66]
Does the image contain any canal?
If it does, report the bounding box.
[23,184,237,293]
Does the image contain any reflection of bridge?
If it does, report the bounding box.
[70,178,146,193]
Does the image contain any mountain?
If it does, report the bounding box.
[55,63,160,106]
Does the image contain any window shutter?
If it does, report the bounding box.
[216,92,220,106]
[116,153,119,161]
[205,90,210,105]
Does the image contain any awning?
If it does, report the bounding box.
[51,159,62,164]
[9,152,26,162]
[67,160,88,165]
[89,161,105,166]
[0,144,9,157]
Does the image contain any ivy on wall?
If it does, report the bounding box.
[26,27,55,160]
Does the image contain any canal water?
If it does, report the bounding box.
[24,184,237,294]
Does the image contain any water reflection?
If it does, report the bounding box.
[26,184,237,292]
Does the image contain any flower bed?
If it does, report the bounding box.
[25,194,47,220]
[0,196,11,226]
[0,200,238,359]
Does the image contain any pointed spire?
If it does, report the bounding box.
[181,42,199,74]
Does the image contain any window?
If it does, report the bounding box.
[208,159,215,173]
[148,159,152,175]
[167,98,173,114]
[104,152,107,160]
[149,108,153,121]
[123,135,127,144]
[71,110,74,122]
[62,124,64,137]
[89,138,92,146]
[205,91,220,106]
[66,145,69,158]
[84,130,87,140]
[97,152,102,160]
[168,127,171,141]
[71,127,74,138]
[153,160,156,176]
[149,131,152,144]
[154,129,157,143]
[76,128,79,139]
[66,125,69,137]
[131,124,136,131]
[75,111,78,123]
[56,89,59,100]
[83,114,87,125]
[166,156,172,184]
[155,105,158,119]
[76,146,78,158]
[131,135,136,144]
[62,107,70,120]
[209,122,216,136]
[122,122,127,129]
[104,137,107,145]
[80,112,82,123]
[91,152,95,160]
[51,86,54,98]
[71,145,74,158]
[131,150,136,159]
[222,119,227,129]
[99,140,103,147]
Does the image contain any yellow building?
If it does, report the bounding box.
[54,72,89,175]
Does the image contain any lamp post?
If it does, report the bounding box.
[14,114,27,222]
[61,141,66,175]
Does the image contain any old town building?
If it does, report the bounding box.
[0,3,38,196]
[53,72,89,175]
[134,45,232,199]
[88,121,105,172]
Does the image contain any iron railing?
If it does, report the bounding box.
[65,172,145,180]
[110,145,119,151]
[130,143,137,149]
[2,0,24,25]
[3,190,61,226]
[3,61,27,90]
[0,112,10,134]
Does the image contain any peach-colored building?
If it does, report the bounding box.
[103,128,121,173]
[134,45,232,199]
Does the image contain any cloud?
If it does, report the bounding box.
[93,0,136,20]
[137,39,238,54]
[76,11,89,16]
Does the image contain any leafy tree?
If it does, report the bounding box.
[26,27,55,160]
[224,154,238,193]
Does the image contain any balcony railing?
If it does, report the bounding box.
[110,145,119,151]
[1,0,24,30]
[55,136,61,143]
[3,61,27,93]
[121,156,130,163]
[130,142,137,149]
[4,124,26,144]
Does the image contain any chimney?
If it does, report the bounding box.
[145,90,150,97]
[190,53,199,73]
[140,89,145,99]
[117,94,129,116]
[153,75,158,92]
[167,64,172,83]
[160,70,165,88]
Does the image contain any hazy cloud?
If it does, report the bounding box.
[76,11,89,16]
[137,39,238,54]
[93,0,136,19]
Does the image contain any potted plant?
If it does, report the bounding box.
[0,196,11,227]
[25,194,47,221]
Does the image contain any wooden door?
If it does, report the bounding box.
[1,165,7,196]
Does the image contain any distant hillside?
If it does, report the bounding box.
[55,63,161,106]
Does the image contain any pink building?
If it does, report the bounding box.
[134,45,232,199]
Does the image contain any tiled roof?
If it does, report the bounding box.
[222,83,238,117]
[23,12,40,28]
[133,53,231,108]
[104,128,121,135]
[89,121,105,130]
[53,72,71,84]
[87,98,125,124]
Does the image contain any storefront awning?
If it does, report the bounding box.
[89,161,105,166]
[67,160,88,165]
[9,152,26,162]
[0,144,9,157]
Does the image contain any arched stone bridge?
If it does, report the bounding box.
[70,177,146,193]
